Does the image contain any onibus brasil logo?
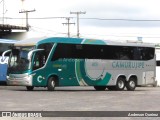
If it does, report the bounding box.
[1,112,42,117]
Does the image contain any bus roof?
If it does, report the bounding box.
[0,39,17,44]
[38,37,83,44]
[37,37,155,48]
[14,37,47,47]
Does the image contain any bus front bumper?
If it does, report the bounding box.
[7,74,33,86]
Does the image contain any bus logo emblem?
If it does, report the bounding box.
[37,76,43,83]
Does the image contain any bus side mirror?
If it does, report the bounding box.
[28,49,44,60]
[2,50,11,58]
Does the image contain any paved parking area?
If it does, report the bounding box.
[0,86,160,120]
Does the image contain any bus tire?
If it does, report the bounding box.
[126,78,136,91]
[47,77,56,91]
[115,77,125,91]
[94,86,107,91]
[26,86,34,91]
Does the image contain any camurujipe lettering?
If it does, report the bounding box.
[112,61,144,69]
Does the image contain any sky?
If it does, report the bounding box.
[1,0,160,43]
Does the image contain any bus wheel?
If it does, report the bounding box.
[26,86,34,91]
[94,86,107,91]
[126,78,136,91]
[47,77,56,91]
[116,77,125,91]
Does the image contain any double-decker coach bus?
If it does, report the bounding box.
[7,37,156,91]
[0,39,17,85]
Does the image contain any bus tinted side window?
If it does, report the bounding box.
[51,43,155,61]
[119,47,154,60]
[133,47,154,60]
[157,61,160,66]
[141,47,154,60]
[51,43,120,60]
[118,47,132,60]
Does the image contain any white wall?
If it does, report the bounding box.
[156,49,160,86]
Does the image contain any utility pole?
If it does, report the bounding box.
[70,11,86,38]
[19,9,36,31]
[62,17,75,37]
[2,0,4,24]
[0,0,5,24]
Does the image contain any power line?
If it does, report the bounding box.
[31,25,160,39]
[3,16,160,22]
[80,18,160,21]
[31,25,67,35]
[2,17,73,19]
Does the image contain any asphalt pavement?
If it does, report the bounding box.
[0,86,160,120]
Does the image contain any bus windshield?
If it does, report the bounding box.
[8,47,34,73]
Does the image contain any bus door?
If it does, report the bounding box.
[54,58,77,86]
[52,43,79,86]
[145,71,155,85]
[31,50,47,86]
